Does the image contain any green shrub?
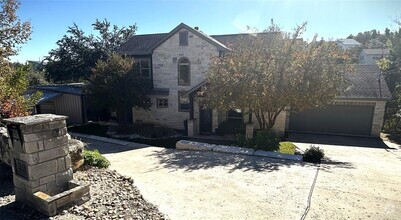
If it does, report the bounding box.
[83,149,110,168]
[303,145,325,163]
[218,120,245,135]
[235,133,255,148]
[235,131,281,151]
[254,131,280,151]
[279,142,296,155]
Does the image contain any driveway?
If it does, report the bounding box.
[290,133,401,220]
[82,134,401,220]
[83,138,317,220]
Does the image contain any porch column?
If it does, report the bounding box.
[187,119,198,137]
[246,122,254,138]
[212,109,219,133]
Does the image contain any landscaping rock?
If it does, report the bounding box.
[0,162,167,219]
[68,138,84,171]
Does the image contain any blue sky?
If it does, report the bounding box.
[11,0,401,63]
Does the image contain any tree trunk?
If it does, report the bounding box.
[116,108,127,133]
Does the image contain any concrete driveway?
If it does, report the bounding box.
[290,133,401,220]
[82,134,401,220]
[83,138,318,220]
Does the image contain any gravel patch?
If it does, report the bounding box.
[0,162,167,220]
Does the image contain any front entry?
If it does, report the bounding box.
[199,108,212,133]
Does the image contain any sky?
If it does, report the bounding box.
[10,0,401,63]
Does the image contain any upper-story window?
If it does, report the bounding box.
[179,31,188,46]
[138,59,151,79]
[178,57,190,85]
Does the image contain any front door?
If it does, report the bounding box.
[199,107,212,133]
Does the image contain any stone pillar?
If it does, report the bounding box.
[371,101,386,137]
[246,122,254,138]
[3,114,89,216]
[187,119,198,137]
[212,109,219,133]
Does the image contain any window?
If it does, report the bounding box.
[178,57,190,85]
[139,59,151,79]
[179,31,188,46]
[178,92,190,112]
[157,99,168,108]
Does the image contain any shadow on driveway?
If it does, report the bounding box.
[148,148,314,173]
[288,132,390,148]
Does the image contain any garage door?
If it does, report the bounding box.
[289,104,375,135]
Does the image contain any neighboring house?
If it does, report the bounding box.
[336,39,361,50]
[359,48,390,64]
[118,23,390,137]
[28,84,87,125]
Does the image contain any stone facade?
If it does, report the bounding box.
[371,100,386,137]
[133,27,220,130]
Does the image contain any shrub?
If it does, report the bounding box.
[217,120,245,135]
[303,145,325,163]
[235,133,255,148]
[83,149,110,168]
[279,142,296,155]
[235,131,281,151]
[254,131,280,151]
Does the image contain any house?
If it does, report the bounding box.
[336,39,361,50]
[28,84,87,125]
[359,48,390,64]
[118,23,390,137]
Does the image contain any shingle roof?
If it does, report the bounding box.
[117,33,167,56]
[118,23,230,56]
[362,48,390,55]
[340,64,391,100]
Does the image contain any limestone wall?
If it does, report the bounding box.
[133,27,220,129]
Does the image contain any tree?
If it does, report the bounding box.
[46,19,136,83]
[0,0,40,120]
[87,53,151,130]
[13,62,49,86]
[203,22,351,131]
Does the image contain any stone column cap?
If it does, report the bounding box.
[2,114,68,126]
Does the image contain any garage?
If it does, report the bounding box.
[289,104,375,136]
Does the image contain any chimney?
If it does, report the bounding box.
[194,26,199,31]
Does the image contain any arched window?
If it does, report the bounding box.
[178,57,190,85]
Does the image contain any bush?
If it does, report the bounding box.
[235,133,255,148]
[303,145,325,163]
[83,149,110,168]
[279,142,296,155]
[254,131,280,151]
[217,120,245,135]
[235,131,281,151]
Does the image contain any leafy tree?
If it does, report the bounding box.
[203,22,351,131]
[13,62,49,86]
[0,0,40,120]
[87,53,151,130]
[46,19,136,83]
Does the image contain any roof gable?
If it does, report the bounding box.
[151,23,230,52]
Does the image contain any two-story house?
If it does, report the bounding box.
[118,23,391,137]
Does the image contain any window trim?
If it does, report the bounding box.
[178,57,191,85]
[138,58,151,79]
[178,91,190,112]
[156,98,168,108]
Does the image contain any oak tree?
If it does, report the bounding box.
[204,22,351,131]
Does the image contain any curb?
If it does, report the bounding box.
[69,132,149,148]
[176,140,303,161]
